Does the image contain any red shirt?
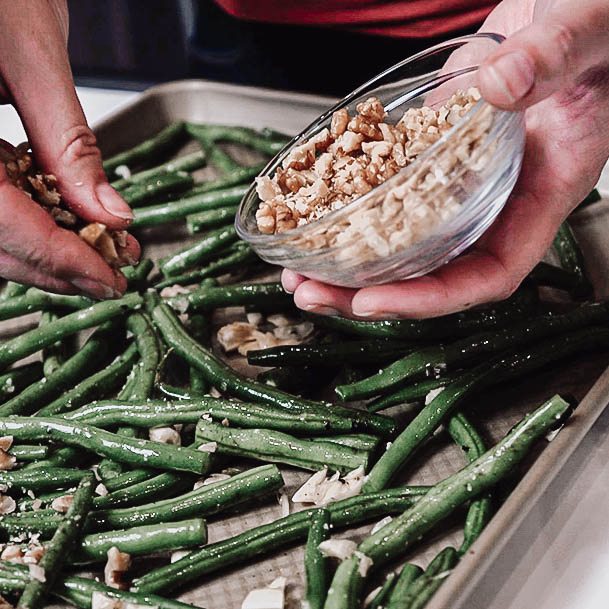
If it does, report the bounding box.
[214,0,495,38]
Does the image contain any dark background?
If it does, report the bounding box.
[67,0,475,97]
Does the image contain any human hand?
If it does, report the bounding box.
[282,0,609,318]
[0,0,139,299]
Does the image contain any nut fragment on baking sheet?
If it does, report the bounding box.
[0,449,16,471]
[255,89,492,261]
[241,576,286,609]
[0,495,16,515]
[51,494,74,513]
[104,546,131,589]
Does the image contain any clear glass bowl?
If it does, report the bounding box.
[235,33,525,288]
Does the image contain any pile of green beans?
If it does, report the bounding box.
[0,121,602,609]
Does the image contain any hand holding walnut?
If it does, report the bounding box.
[283,0,609,319]
[0,0,139,298]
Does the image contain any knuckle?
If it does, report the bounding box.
[59,125,101,166]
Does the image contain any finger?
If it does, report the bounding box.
[0,178,126,299]
[281,269,307,294]
[0,250,77,294]
[478,0,609,109]
[293,279,357,317]
[0,1,133,229]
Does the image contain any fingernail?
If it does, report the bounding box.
[484,51,535,103]
[96,183,134,220]
[352,308,400,319]
[71,278,117,299]
[283,288,294,294]
[303,304,340,316]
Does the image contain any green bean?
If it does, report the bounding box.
[257,365,338,397]
[368,573,397,609]
[337,301,609,401]
[248,339,413,368]
[323,395,573,609]
[156,382,194,400]
[121,258,154,289]
[89,464,282,531]
[0,281,28,301]
[25,447,83,469]
[196,420,369,473]
[0,467,86,492]
[399,547,460,609]
[310,287,538,341]
[0,288,93,322]
[187,314,210,395]
[183,163,263,196]
[0,562,194,609]
[16,474,95,609]
[385,564,423,609]
[97,458,126,483]
[529,261,590,295]
[8,445,48,461]
[199,140,241,174]
[0,328,110,416]
[0,362,43,403]
[0,293,141,371]
[111,150,207,189]
[120,171,194,207]
[154,246,258,289]
[0,417,212,475]
[447,413,493,554]
[364,327,609,492]
[126,313,160,400]
[159,225,238,277]
[186,123,288,155]
[103,122,187,175]
[367,375,457,413]
[93,471,192,510]
[132,184,248,228]
[186,205,238,233]
[132,485,429,593]
[151,300,395,436]
[37,342,138,417]
[40,312,67,377]
[72,518,207,563]
[306,434,381,453]
[305,508,331,609]
[18,488,74,512]
[168,281,293,313]
[101,469,154,494]
[553,221,592,298]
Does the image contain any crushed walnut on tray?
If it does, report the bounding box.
[0,139,130,268]
[255,88,493,260]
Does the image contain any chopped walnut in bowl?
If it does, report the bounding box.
[236,33,525,287]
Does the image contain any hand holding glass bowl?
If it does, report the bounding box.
[236,34,526,315]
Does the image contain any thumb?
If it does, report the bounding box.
[0,1,133,230]
[478,1,609,110]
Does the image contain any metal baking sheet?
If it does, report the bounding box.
[58,80,609,608]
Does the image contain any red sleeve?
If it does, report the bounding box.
[214,0,496,38]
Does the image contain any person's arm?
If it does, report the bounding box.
[283,0,609,318]
[0,0,139,299]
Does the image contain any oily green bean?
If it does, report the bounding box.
[323,395,573,609]
[122,258,154,289]
[40,312,67,377]
[120,171,194,207]
[126,313,160,400]
[72,518,207,563]
[0,293,141,371]
[111,150,207,189]
[305,508,331,609]
[368,573,397,609]
[529,261,590,295]
[0,288,93,322]
[553,221,592,297]
[399,547,460,609]
[186,205,238,233]
[0,417,212,475]
[16,474,95,609]
[182,164,263,197]
[337,301,609,401]
[0,329,110,416]
[0,362,43,403]
[25,447,83,470]
[185,123,289,155]
[198,139,241,174]
[8,445,49,461]
[310,287,538,341]
[247,339,413,368]
[159,225,238,277]
[187,314,210,395]
[37,342,138,417]
[151,300,395,437]
[132,485,429,593]
[363,327,609,492]
[367,375,457,413]
[132,184,249,228]
[195,420,369,473]
[154,245,257,289]
[385,564,423,609]
[101,469,155,494]
[89,464,282,531]
[306,434,381,453]
[0,281,28,301]
[0,468,86,492]
[103,122,187,175]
